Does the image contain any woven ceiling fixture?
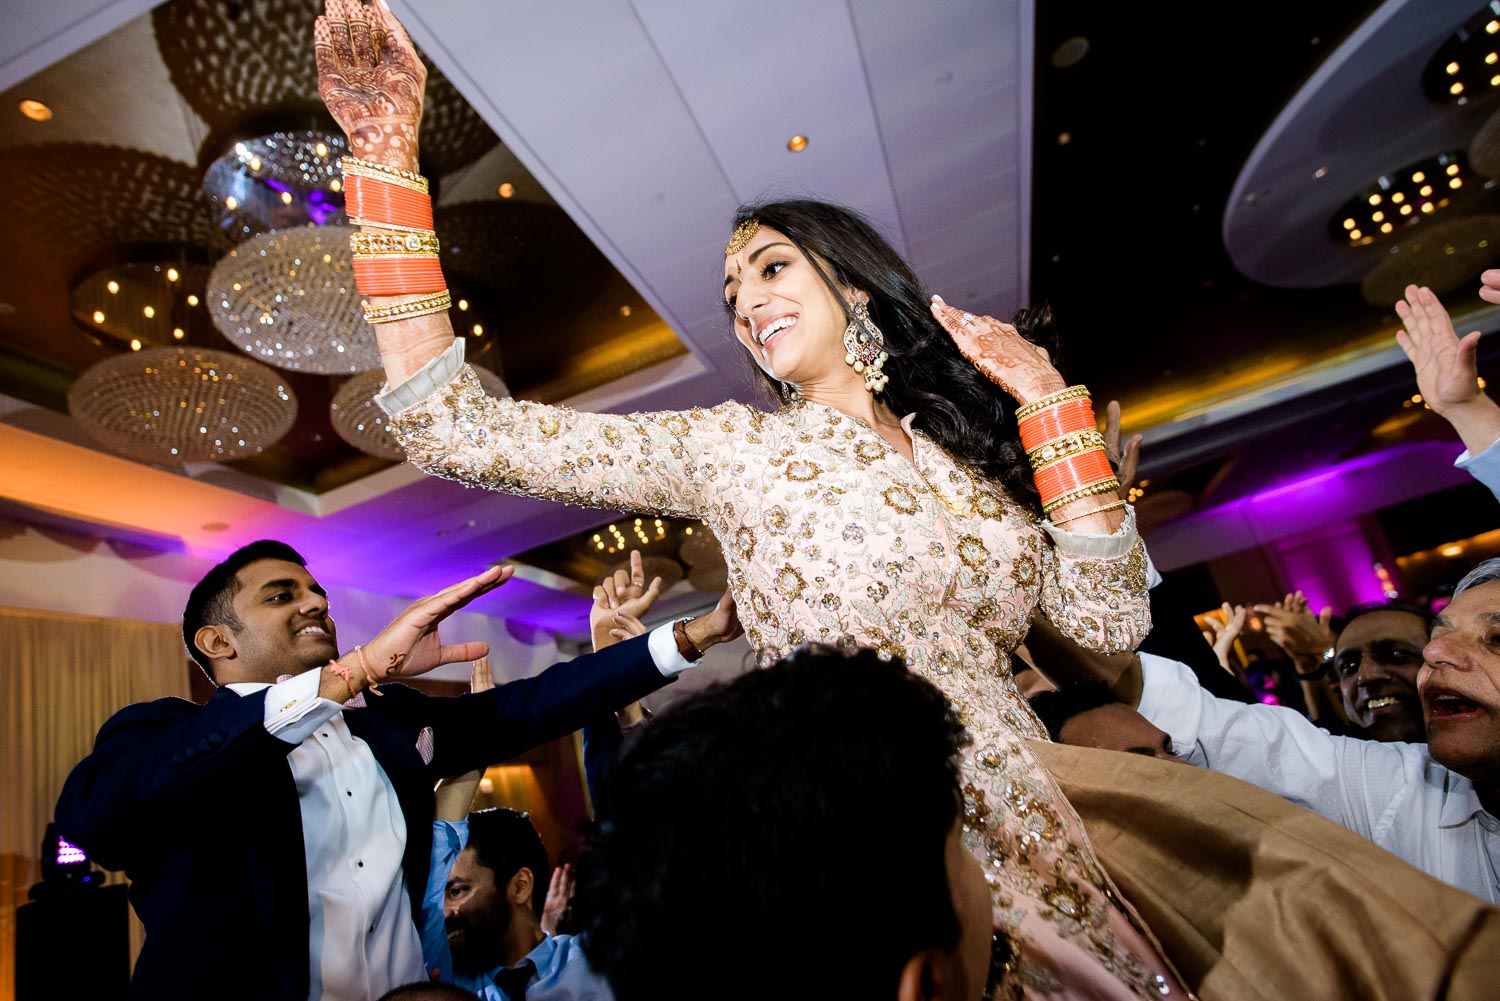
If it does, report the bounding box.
[330,364,510,461]
[208,224,379,374]
[68,346,297,464]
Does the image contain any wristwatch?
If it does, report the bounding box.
[672,616,704,662]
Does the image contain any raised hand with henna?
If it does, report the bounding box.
[1395,283,1500,457]
[357,565,512,684]
[314,0,426,170]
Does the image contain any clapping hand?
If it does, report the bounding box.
[589,550,663,652]
[1201,603,1247,671]
[540,863,575,936]
[1253,591,1334,668]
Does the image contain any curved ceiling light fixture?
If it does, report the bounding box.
[1328,151,1469,245]
[329,363,509,460]
[201,129,347,240]
[1422,2,1500,106]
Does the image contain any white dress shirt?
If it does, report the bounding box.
[227,623,696,1001]
[1137,652,1500,903]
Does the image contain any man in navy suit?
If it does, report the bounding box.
[55,540,738,1001]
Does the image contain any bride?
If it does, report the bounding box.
[315,1,1175,995]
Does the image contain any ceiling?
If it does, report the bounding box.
[3,0,1499,638]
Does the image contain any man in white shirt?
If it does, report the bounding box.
[56,540,737,1001]
[1133,557,1500,902]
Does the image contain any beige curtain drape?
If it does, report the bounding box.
[0,607,190,1001]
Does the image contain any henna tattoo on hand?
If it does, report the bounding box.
[315,0,426,170]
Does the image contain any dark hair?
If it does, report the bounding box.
[377,984,480,1001]
[727,199,1054,508]
[572,646,969,1001]
[466,807,550,917]
[1027,681,1123,742]
[1337,599,1433,639]
[182,540,308,682]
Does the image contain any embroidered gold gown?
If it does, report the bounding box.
[389,362,1182,999]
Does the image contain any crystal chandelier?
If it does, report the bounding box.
[70,257,214,352]
[201,130,347,239]
[207,224,379,374]
[330,364,509,461]
[68,346,298,464]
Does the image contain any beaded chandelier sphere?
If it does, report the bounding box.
[68,346,298,464]
[208,224,379,374]
[330,364,509,460]
[201,130,347,239]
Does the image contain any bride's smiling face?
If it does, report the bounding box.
[723,225,858,387]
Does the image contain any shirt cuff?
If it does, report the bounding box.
[647,622,696,678]
[1041,504,1139,560]
[262,668,343,743]
[374,338,466,416]
[1135,652,1199,755]
[435,818,469,854]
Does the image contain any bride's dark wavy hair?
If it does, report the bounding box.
[728,199,1054,510]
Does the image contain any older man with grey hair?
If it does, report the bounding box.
[1126,557,1500,902]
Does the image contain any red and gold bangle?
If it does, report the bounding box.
[1042,478,1122,514]
[344,173,434,231]
[1019,399,1097,452]
[1028,427,1107,473]
[1052,498,1127,527]
[352,256,446,296]
[339,155,430,195]
[1015,385,1091,422]
[1035,450,1118,512]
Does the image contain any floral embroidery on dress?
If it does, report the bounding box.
[388,373,1172,999]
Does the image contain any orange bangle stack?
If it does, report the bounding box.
[1016,386,1120,515]
[340,155,448,320]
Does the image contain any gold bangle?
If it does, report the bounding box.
[1027,429,1107,472]
[362,289,452,324]
[1042,477,1121,514]
[351,230,440,256]
[1015,385,1091,423]
[348,215,436,236]
[1051,499,1127,527]
[339,155,430,195]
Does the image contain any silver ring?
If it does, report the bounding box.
[960,312,976,326]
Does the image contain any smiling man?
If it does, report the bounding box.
[1332,601,1432,742]
[1128,562,1500,902]
[55,540,734,1001]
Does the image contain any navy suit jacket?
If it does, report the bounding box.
[55,634,670,1001]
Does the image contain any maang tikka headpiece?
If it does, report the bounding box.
[726,218,759,257]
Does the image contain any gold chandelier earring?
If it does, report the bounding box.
[843,300,889,393]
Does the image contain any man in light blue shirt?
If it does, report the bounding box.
[420,808,613,1001]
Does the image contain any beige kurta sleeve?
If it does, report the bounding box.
[383,360,756,519]
[1034,508,1152,654]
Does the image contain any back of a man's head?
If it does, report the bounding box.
[181,539,307,682]
[571,646,969,1001]
[466,807,550,916]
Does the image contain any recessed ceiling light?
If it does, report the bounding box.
[107,281,120,294]
[173,328,185,339]
[457,298,469,311]
[129,339,142,351]
[472,324,483,336]
[18,100,52,121]
[143,305,155,318]
[787,134,809,153]
[1057,132,1072,145]
[187,294,200,306]
[497,182,515,198]
[1050,36,1090,69]
[620,304,632,317]
[92,311,105,324]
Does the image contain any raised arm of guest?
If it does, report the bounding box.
[1255,592,1343,725]
[56,564,507,865]
[1396,284,1500,493]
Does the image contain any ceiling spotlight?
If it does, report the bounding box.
[330,178,342,192]
[1392,191,1405,203]
[225,196,238,210]
[1343,218,1356,229]
[166,267,179,282]
[18,100,52,121]
[472,324,483,336]
[620,304,632,316]
[187,294,200,307]
[1453,81,1466,94]
[1380,222,1393,233]
[1422,202,1435,213]
[1328,153,1466,244]
[92,311,105,324]
[1372,211,1385,222]
[315,142,329,158]
[1451,177,1463,189]
[106,281,120,294]
[457,299,469,311]
[787,134,809,153]
[1057,131,1072,145]
[1368,193,1382,206]
[497,182,515,198]
[1413,171,1426,183]
[129,339,142,351]
[1401,204,1413,215]
[173,328,185,340]
[1448,163,1461,176]
[280,191,294,205]
[1349,229,1362,239]
[1420,184,1434,197]
[143,305,155,319]
[1489,20,1498,33]
[1449,61,1461,74]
